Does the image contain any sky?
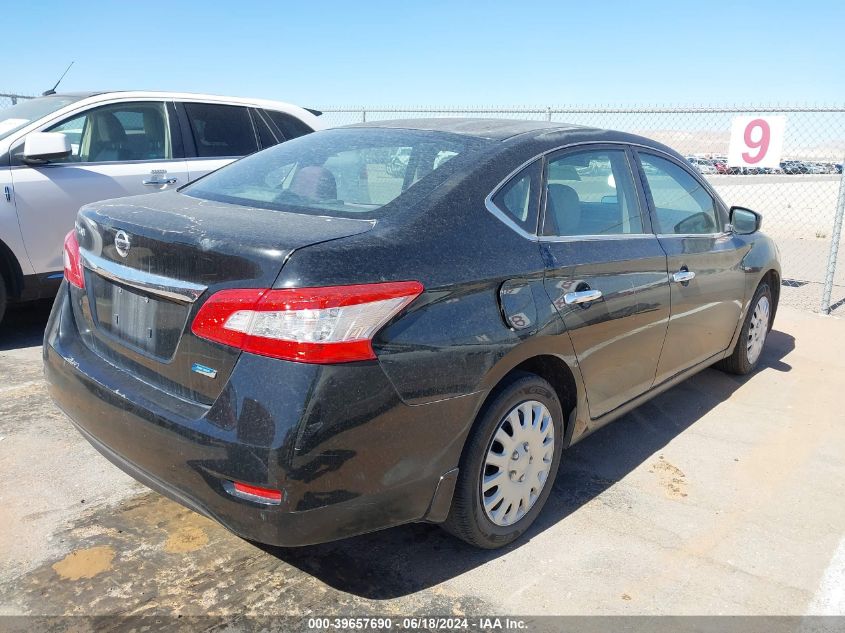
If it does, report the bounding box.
[3,1,844,108]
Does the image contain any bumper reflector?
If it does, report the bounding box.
[229,481,283,505]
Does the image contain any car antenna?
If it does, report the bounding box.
[42,61,75,96]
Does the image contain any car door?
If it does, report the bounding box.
[634,150,749,383]
[9,100,188,274]
[540,145,671,419]
[178,102,260,182]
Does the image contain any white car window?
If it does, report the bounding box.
[45,102,172,163]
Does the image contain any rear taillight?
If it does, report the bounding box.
[191,281,424,364]
[63,230,85,289]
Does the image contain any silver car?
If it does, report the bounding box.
[0,90,323,323]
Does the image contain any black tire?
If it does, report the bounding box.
[716,281,773,375]
[442,372,564,549]
[0,274,7,326]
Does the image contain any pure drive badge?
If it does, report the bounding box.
[191,363,218,379]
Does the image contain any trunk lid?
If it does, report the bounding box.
[72,191,375,406]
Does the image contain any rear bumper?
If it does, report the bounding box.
[44,284,482,546]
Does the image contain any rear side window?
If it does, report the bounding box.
[638,153,719,235]
[491,160,541,233]
[252,109,282,149]
[183,128,482,217]
[184,103,258,158]
[264,109,313,139]
[542,149,643,236]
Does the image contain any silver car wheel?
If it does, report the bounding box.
[481,400,555,527]
[746,295,770,365]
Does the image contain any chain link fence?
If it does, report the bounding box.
[0,93,32,108]
[1,96,842,312]
[321,106,845,314]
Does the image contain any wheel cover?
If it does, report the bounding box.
[746,295,770,365]
[480,400,555,527]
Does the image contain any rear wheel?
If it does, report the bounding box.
[716,281,772,375]
[443,372,564,549]
[0,274,7,325]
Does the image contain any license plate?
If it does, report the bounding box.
[90,275,187,358]
[110,284,158,347]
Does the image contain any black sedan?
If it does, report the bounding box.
[44,119,781,549]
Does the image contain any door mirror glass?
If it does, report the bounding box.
[22,132,71,164]
[730,206,761,234]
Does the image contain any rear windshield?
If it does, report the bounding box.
[183,128,483,217]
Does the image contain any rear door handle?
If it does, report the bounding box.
[143,177,178,186]
[564,289,603,305]
[672,270,696,283]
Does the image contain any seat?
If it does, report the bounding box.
[546,184,582,235]
[142,110,166,159]
[288,166,338,202]
[89,112,130,162]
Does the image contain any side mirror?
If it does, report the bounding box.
[22,132,71,164]
[730,206,762,235]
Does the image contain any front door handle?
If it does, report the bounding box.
[143,177,178,186]
[564,289,603,305]
[672,270,696,284]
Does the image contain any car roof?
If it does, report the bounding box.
[345,117,587,140]
[344,117,683,156]
[49,90,313,111]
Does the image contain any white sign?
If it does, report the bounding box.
[728,116,786,168]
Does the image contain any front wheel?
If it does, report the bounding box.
[442,372,564,549]
[716,281,772,375]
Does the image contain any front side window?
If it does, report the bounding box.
[491,160,541,233]
[639,153,719,235]
[543,148,643,236]
[183,127,481,217]
[184,103,258,158]
[44,101,171,163]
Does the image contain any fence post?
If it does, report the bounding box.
[820,156,845,314]
[361,108,366,123]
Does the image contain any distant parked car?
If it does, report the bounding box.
[712,159,730,175]
[686,156,717,175]
[780,161,808,174]
[0,91,323,324]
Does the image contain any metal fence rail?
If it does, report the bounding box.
[322,106,845,314]
[1,96,842,313]
[0,93,32,108]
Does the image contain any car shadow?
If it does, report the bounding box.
[0,300,53,351]
[264,329,795,600]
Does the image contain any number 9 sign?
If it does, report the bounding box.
[728,116,786,169]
